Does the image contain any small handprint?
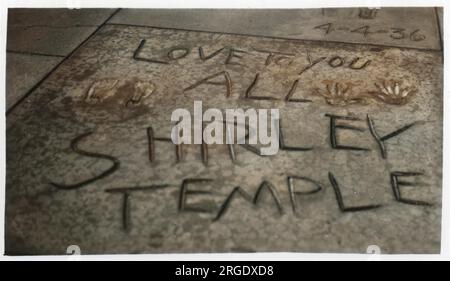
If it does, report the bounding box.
[314,81,366,106]
[85,78,156,107]
[85,78,119,104]
[369,80,416,105]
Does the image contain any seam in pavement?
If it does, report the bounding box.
[106,22,443,53]
[6,8,122,116]
[9,24,99,28]
[6,50,65,58]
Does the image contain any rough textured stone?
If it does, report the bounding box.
[7,8,117,56]
[5,24,442,255]
[6,52,62,110]
[109,8,441,50]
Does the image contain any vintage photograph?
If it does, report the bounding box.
[4,7,443,255]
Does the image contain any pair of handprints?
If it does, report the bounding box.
[314,79,416,106]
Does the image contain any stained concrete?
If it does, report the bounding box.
[5,23,442,254]
[6,52,62,111]
[109,8,441,50]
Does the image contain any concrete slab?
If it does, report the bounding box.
[8,8,117,26]
[108,8,441,50]
[7,9,117,56]
[6,24,442,254]
[6,52,62,111]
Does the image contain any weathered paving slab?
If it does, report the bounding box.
[5,24,442,254]
[6,52,62,110]
[109,8,441,50]
[7,9,117,56]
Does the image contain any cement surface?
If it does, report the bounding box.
[5,24,442,254]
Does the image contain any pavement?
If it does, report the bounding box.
[4,8,444,255]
